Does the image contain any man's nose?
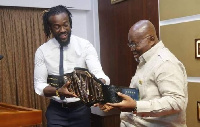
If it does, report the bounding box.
[60,26,67,32]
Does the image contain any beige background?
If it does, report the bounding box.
[187,83,200,127]
[160,0,200,20]
[160,0,200,126]
[160,21,200,77]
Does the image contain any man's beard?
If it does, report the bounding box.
[55,31,71,47]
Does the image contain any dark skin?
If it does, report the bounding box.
[43,12,106,98]
[100,20,159,112]
[129,20,158,62]
[49,12,71,46]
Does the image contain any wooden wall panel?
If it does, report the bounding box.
[98,0,159,87]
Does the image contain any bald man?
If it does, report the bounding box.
[103,20,188,127]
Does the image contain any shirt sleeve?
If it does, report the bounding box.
[84,42,110,85]
[136,61,187,117]
[34,48,49,96]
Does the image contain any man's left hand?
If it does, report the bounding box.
[106,92,136,112]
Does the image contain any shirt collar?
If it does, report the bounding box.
[139,41,165,63]
[51,38,71,49]
[51,35,81,56]
[51,38,61,48]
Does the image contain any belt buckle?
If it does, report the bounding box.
[62,103,69,108]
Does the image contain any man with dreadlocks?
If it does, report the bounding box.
[34,5,110,127]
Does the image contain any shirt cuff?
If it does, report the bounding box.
[34,83,49,96]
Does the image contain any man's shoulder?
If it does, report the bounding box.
[71,35,90,44]
[71,35,92,49]
[39,38,55,48]
[157,48,176,61]
[156,47,185,69]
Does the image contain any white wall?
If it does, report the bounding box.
[86,0,101,57]
[0,0,91,10]
[70,10,88,39]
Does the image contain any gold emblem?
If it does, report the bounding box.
[139,80,142,85]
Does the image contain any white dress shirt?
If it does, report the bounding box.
[34,35,110,103]
[120,41,188,127]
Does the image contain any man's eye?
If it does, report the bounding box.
[64,23,69,27]
[53,25,60,29]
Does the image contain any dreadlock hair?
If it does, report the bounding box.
[42,5,72,38]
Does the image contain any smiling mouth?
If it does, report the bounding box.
[59,33,68,40]
[133,55,139,59]
[132,52,138,58]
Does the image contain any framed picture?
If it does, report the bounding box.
[195,39,200,59]
[197,101,200,121]
[111,0,126,4]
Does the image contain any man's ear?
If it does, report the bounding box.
[150,36,155,41]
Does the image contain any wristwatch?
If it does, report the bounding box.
[132,102,137,112]
[132,106,137,112]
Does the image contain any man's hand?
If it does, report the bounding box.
[99,78,106,84]
[58,81,77,98]
[106,92,136,112]
[93,103,113,112]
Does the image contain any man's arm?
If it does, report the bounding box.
[135,61,187,117]
[106,61,187,117]
[34,48,49,96]
[84,42,110,85]
[34,48,76,98]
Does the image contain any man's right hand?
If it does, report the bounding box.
[58,81,77,98]
[106,92,137,112]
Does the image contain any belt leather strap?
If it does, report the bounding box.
[50,100,84,108]
[47,67,139,106]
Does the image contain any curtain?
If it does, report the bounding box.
[0,6,49,127]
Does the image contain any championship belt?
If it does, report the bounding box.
[47,67,139,106]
